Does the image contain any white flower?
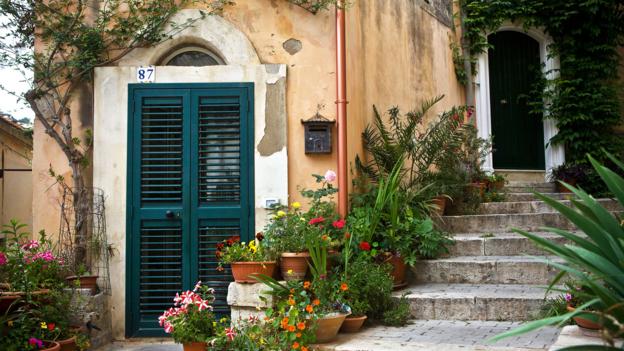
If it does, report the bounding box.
[324,170,337,182]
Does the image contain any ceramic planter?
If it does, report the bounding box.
[41,341,61,351]
[314,313,348,343]
[432,196,447,216]
[230,261,277,283]
[182,342,207,351]
[340,315,367,333]
[566,305,601,330]
[58,336,77,351]
[65,275,99,295]
[386,254,407,290]
[280,252,310,281]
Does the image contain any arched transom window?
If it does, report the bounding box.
[163,47,225,66]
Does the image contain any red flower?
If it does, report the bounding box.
[255,232,265,241]
[359,241,371,251]
[308,217,325,225]
[47,323,55,331]
[344,233,351,239]
[216,243,224,251]
[332,219,345,229]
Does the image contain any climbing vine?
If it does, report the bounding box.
[454,0,624,171]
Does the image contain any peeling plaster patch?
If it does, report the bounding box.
[265,65,287,84]
[282,38,303,55]
[257,77,286,156]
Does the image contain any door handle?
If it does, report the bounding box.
[165,210,180,219]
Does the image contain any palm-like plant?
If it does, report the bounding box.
[490,153,624,350]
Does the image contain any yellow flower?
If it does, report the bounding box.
[40,322,47,329]
[220,317,228,323]
[277,210,286,218]
[287,269,294,275]
[7,321,13,327]
[292,202,301,209]
[213,322,217,328]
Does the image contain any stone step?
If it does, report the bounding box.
[320,320,561,351]
[439,212,577,233]
[412,256,562,284]
[449,232,568,257]
[397,283,554,321]
[505,182,556,193]
[478,198,620,215]
[500,193,570,202]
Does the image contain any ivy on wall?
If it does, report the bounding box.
[454,0,624,168]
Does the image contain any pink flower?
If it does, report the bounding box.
[193,281,202,292]
[332,219,346,229]
[21,240,39,251]
[324,170,337,182]
[225,327,236,341]
[0,252,7,266]
[197,298,212,311]
[565,293,572,302]
[164,322,174,334]
[308,217,325,226]
[29,338,43,348]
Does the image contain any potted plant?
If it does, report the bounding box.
[564,283,602,330]
[548,163,586,193]
[216,234,277,284]
[64,264,98,295]
[159,282,219,351]
[485,173,506,192]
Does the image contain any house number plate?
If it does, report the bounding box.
[137,66,155,83]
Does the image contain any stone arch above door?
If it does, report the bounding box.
[116,10,261,66]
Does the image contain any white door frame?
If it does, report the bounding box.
[474,23,565,180]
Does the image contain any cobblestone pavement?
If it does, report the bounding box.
[94,320,561,351]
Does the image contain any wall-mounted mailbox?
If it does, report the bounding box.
[302,113,335,154]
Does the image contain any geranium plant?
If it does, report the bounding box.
[159,281,218,344]
[0,220,65,292]
[216,234,275,268]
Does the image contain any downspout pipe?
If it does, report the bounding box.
[336,1,348,218]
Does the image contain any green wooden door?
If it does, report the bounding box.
[488,31,545,170]
[126,83,254,337]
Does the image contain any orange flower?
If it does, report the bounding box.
[321,234,329,241]
[297,322,306,330]
[288,325,296,332]
[293,342,300,349]
[313,299,320,306]
[296,332,302,338]
[288,298,296,306]
[280,317,289,329]
[340,283,349,291]
[290,288,295,294]
[305,304,314,313]
[303,281,311,289]
[302,347,309,351]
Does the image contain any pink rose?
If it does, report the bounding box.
[0,252,7,266]
[324,170,337,182]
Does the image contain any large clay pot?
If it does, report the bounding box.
[386,255,407,289]
[432,196,447,216]
[58,336,77,351]
[471,181,486,200]
[65,275,98,295]
[0,294,21,315]
[566,305,601,330]
[230,261,277,283]
[488,180,505,192]
[280,252,310,281]
[340,315,367,333]
[557,179,577,193]
[315,313,348,343]
[41,341,61,351]
[182,342,207,351]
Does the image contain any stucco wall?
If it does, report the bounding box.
[346,0,465,185]
[0,131,32,229]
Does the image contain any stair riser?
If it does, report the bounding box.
[479,199,620,215]
[407,297,544,321]
[505,186,556,193]
[449,236,568,256]
[504,193,570,202]
[413,261,560,284]
[439,213,577,233]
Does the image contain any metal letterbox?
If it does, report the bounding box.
[302,113,335,154]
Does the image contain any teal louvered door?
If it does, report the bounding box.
[488,31,545,170]
[127,83,254,337]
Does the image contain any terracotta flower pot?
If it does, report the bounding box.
[340,315,367,333]
[566,305,601,330]
[385,255,407,289]
[489,180,505,191]
[432,196,447,216]
[65,275,98,295]
[58,336,77,351]
[0,294,21,315]
[280,252,310,281]
[183,342,207,351]
[42,341,61,351]
[230,261,277,283]
[471,181,486,200]
[557,179,577,193]
[315,313,348,343]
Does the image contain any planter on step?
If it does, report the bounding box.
[40,341,61,351]
[182,342,207,351]
[230,261,277,283]
[566,305,601,330]
[57,336,77,351]
[556,179,577,193]
[432,196,447,216]
[65,275,99,295]
[385,254,407,290]
[280,252,310,281]
[315,312,349,343]
[340,315,367,333]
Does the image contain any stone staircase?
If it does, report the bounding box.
[401,182,619,323]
